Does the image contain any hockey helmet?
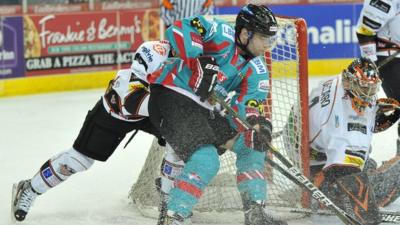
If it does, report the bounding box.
[235,4,278,57]
[131,40,171,81]
[235,4,278,37]
[342,57,381,109]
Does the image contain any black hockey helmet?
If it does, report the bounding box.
[235,4,278,37]
[235,4,278,58]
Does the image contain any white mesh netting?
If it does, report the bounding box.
[129,15,309,223]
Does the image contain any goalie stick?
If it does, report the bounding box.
[211,93,363,225]
[377,50,400,69]
[288,208,400,224]
[381,211,400,224]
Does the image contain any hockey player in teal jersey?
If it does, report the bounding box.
[148,4,287,225]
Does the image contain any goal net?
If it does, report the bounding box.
[129,15,309,223]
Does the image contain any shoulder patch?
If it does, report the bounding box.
[258,80,269,92]
[190,17,206,37]
[250,57,267,74]
[221,24,235,42]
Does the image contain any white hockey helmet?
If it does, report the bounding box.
[131,40,171,81]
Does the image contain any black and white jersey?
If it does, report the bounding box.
[103,69,150,122]
[357,0,400,56]
[160,0,214,27]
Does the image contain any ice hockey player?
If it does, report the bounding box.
[305,57,399,224]
[11,41,171,222]
[356,0,400,154]
[147,4,287,225]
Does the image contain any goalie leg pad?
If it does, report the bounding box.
[312,165,362,208]
[335,171,380,225]
[368,156,400,207]
[233,135,267,201]
[30,148,94,194]
[167,145,219,218]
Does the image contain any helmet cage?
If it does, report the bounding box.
[342,59,381,104]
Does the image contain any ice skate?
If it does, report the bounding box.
[244,201,288,225]
[11,180,40,221]
[157,191,168,225]
[163,210,190,225]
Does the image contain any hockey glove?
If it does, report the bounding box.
[375,98,400,132]
[377,98,400,114]
[244,115,272,152]
[191,56,219,102]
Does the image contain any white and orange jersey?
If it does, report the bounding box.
[309,76,379,170]
[102,41,171,122]
[357,0,400,56]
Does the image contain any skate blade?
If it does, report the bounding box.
[11,183,17,223]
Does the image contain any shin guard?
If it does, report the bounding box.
[233,135,267,202]
[167,145,219,218]
[31,148,94,194]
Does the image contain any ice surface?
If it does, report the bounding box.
[0,77,398,225]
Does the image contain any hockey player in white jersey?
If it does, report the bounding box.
[356,0,400,153]
[11,41,170,222]
[304,57,400,224]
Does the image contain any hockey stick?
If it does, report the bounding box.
[288,208,400,224]
[381,211,400,224]
[211,93,363,225]
[377,50,400,69]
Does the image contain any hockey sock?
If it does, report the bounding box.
[160,143,184,195]
[233,135,267,201]
[31,148,94,194]
[167,144,219,218]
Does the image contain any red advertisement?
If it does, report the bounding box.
[23,9,160,76]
